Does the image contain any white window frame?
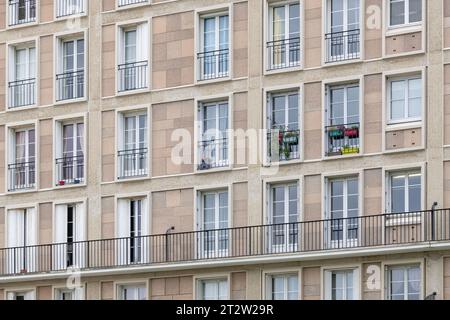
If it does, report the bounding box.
[198,10,230,80]
[197,278,229,300]
[386,171,422,214]
[387,75,422,124]
[197,189,230,258]
[386,264,421,300]
[118,284,147,300]
[325,176,360,248]
[266,273,299,300]
[326,83,360,126]
[267,1,301,69]
[324,268,360,300]
[388,0,423,28]
[6,290,36,300]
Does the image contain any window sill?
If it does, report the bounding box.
[385,120,422,131]
[54,97,87,106]
[116,87,150,97]
[265,64,303,75]
[115,175,150,183]
[386,24,423,37]
[6,104,38,112]
[116,1,150,11]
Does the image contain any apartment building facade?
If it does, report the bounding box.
[0,0,448,301]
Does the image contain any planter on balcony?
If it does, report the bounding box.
[283,132,299,145]
[344,128,359,137]
[58,180,66,186]
[328,127,344,138]
[342,146,359,155]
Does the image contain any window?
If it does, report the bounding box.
[267,1,300,70]
[324,269,358,300]
[119,284,147,300]
[55,288,84,300]
[198,12,229,80]
[388,171,421,213]
[389,0,422,27]
[118,111,148,179]
[388,76,422,123]
[54,203,86,269]
[8,0,36,26]
[56,0,86,18]
[118,23,149,92]
[325,0,360,62]
[117,198,149,264]
[387,265,421,300]
[6,208,37,274]
[198,190,229,258]
[8,44,36,108]
[325,83,360,156]
[198,279,228,300]
[7,291,35,300]
[198,101,229,170]
[326,177,359,247]
[267,274,298,300]
[118,0,147,7]
[56,120,84,185]
[8,127,36,191]
[268,183,299,252]
[267,91,300,162]
[56,37,85,101]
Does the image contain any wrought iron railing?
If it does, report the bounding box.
[197,49,229,81]
[198,138,229,170]
[56,0,85,18]
[8,161,35,191]
[267,129,300,162]
[117,148,148,179]
[325,29,360,63]
[118,0,147,7]
[8,0,36,26]
[325,123,360,156]
[0,208,448,276]
[267,37,301,70]
[117,61,148,92]
[56,70,85,101]
[56,155,84,186]
[8,78,36,108]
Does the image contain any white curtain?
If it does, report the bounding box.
[74,202,87,268]
[116,199,130,265]
[53,204,68,270]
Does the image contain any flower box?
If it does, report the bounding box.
[344,128,359,137]
[283,134,299,145]
[58,180,66,186]
[342,147,359,155]
[328,128,344,138]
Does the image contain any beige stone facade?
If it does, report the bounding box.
[0,0,449,301]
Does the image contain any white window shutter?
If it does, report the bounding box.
[118,27,125,65]
[117,112,124,152]
[353,269,360,300]
[55,121,63,161]
[8,46,16,82]
[26,208,37,246]
[136,22,149,62]
[117,199,130,265]
[324,271,332,300]
[54,204,67,270]
[74,202,87,268]
[141,197,150,263]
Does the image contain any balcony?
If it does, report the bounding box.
[325,29,360,63]
[8,0,36,26]
[56,155,84,186]
[267,129,300,163]
[56,70,85,102]
[197,49,229,81]
[117,148,148,179]
[266,37,301,71]
[197,138,229,171]
[8,161,35,192]
[0,208,448,277]
[56,0,85,18]
[8,78,36,108]
[118,0,147,7]
[117,61,148,92]
[325,123,360,157]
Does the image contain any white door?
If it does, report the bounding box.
[121,113,147,177]
[11,47,36,107]
[11,128,35,190]
[59,122,84,183]
[6,208,37,274]
[326,177,359,248]
[268,184,299,253]
[117,198,149,265]
[59,38,84,100]
[199,102,229,169]
[54,203,87,270]
[199,191,229,258]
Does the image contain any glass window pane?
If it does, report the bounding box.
[390,0,405,26]
[409,0,422,23]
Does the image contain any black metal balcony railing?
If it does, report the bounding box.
[118,61,148,92]
[197,49,229,81]
[56,0,85,18]
[8,0,36,26]
[267,129,300,162]
[56,70,85,101]
[8,161,35,192]
[0,208,449,277]
[325,29,360,63]
[198,138,229,170]
[118,0,147,7]
[325,123,360,156]
[267,37,301,70]
[56,155,84,186]
[117,148,148,179]
[8,78,36,108]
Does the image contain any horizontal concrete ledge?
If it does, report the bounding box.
[1,241,449,284]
